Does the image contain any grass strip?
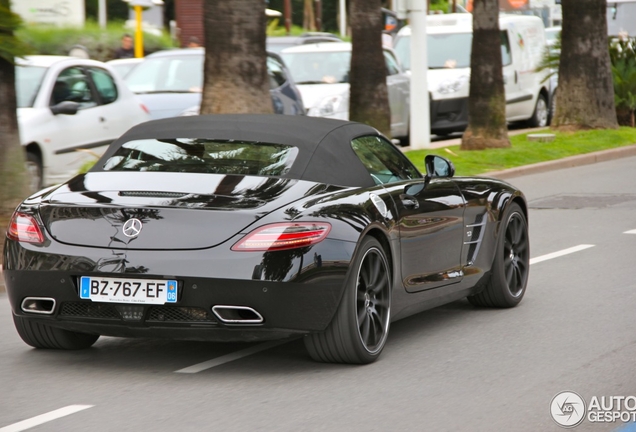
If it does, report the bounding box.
[404,127,636,176]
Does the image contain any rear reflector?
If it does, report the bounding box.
[231,222,331,252]
[7,212,44,244]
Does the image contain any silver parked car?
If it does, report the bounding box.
[281,42,410,143]
[124,48,305,119]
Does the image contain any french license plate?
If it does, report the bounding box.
[79,276,178,305]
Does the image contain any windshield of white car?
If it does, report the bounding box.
[102,139,299,177]
[16,65,47,108]
[393,33,473,70]
[125,55,203,94]
[281,51,351,85]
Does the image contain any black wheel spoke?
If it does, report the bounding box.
[360,267,370,288]
[370,277,388,295]
[511,217,522,245]
[369,254,381,287]
[367,312,378,345]
[360,312,371,343]
[357,289,367,302]
[374,297,390,311]
[517,259,528,274]
[505,261,514,287]
[516,236,529,255]
[358,306,368,326]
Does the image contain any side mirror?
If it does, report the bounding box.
[425,155,455,178]
[50,101,80,116]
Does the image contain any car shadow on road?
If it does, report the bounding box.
[9,298,520,376]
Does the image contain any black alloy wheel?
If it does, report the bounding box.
[503,210,530,298]
[468,202,529,308]
[355,246,391,354]
[304,236,391,364]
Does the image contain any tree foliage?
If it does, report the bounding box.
[610,37,636,127]
[0,1,31,63]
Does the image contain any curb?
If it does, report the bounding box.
[484,144,636,180]
[1,144,635,295]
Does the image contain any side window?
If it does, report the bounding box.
[351,136,421,185]
[51,67,97,109]
[88,67,118,104]
[267,56,288,89]
[501,31,512,66]
[384,51,400,76]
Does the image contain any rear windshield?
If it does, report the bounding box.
[102,139,299,177]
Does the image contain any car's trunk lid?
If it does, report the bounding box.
[39,172,326,250]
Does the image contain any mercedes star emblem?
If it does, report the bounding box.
[122,218,143,238]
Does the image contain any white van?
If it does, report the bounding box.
[393,13,551,135]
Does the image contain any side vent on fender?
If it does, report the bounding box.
[465,213,487,266]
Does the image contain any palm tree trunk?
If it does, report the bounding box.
[461,0,510,150]
[349,0,391,137]
[0,41,29,220]
[304,0,316,31]
[553,0,618,129]
[200,0,273,115]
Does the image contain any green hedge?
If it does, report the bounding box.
[16,20,175,62]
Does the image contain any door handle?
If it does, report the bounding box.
[399,194,419,209]
[99,117,106,123]
[514,71,518,84]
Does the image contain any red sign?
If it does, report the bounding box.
[465,0,529,12]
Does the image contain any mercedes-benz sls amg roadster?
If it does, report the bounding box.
[4,114,529,364]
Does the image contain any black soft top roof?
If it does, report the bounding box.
[99,114,383,188]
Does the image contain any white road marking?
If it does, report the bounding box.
[175,339,292,373]
[624,229,636,234]
[0,405,94,432]
[529,244,595,265]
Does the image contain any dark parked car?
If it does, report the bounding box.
[4,115,529,364]
[124,48,305,119]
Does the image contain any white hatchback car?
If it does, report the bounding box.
[16,56,151,190]
[281,42,410,143]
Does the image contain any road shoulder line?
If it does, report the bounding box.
[0,405,94,432]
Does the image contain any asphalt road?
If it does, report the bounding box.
[1,156,636,432]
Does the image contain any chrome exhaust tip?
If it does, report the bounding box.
[21,297,56,315]
[211,305,264,324]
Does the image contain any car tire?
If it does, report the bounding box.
[13,315,99,350]
[304,237,391,364]
[467,202,529,308]
[527,94,549,128]
[26,152,43,193]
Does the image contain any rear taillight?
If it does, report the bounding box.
[7,212,44,244]
[231,222,331,252]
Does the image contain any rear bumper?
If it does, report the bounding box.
[3,238,355,341]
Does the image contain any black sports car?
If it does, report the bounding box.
[3,115,529,364]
